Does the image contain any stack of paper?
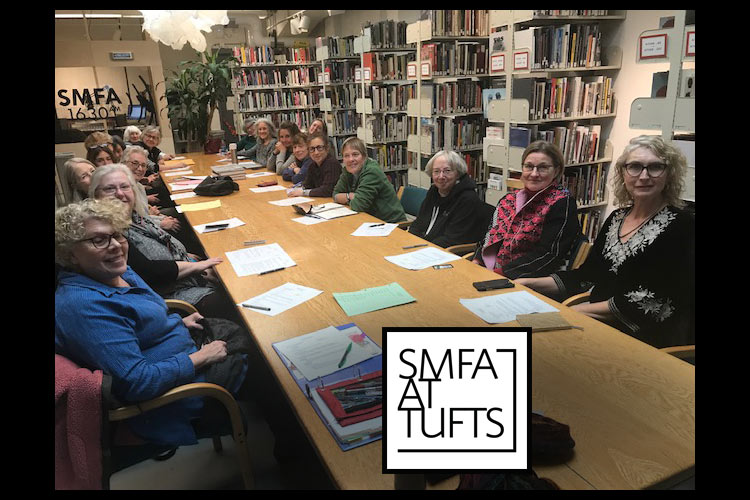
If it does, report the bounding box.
[384,247,461,270]
[238,161,264,169]
[459,290,559,324]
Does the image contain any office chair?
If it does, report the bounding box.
[55,300,254,490]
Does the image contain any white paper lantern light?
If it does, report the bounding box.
[140,10,229,52]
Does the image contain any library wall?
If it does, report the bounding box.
[607,9,679,217]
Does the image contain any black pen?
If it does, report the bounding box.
[259,267,285,275]
[402,244,427,249]
[369,223,385,227]
[242,304,271,311]
[205,223,229,229]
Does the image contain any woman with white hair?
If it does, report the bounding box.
[123,125,142,144]
[408,150,486,248]
[236,117,277,165]
[88,164,234,320]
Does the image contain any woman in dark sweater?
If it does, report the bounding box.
[285,132,342,198]
[409,150,485,248]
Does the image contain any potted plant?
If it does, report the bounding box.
[164,48,237,152]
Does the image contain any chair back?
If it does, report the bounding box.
[567,234,592,271]
[399,185,428,218]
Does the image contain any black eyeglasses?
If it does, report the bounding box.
[624,162,667,177]
[78,232,127,249]
[521,163,553,174]
[308,145,327,153]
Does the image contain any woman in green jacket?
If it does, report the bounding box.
[333,137,406,223]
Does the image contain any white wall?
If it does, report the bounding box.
[606,10,682,215]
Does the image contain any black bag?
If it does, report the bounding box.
[193,175,239,196]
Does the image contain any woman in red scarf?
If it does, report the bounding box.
[473,141,581,279]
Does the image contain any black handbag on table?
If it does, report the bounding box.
[193,176,239,196]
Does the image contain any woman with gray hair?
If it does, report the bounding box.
[473,140,580,279]
[236,117,277,165]
[123,125,142,144]
[408,150,485,248]
[517,135,694,348]
[88,164,233,320]
[237,118,256,151]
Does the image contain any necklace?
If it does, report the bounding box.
[618,205,665,240]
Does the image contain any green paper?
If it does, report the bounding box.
[333,282,416,316]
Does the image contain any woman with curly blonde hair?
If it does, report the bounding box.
[516,135,694,348]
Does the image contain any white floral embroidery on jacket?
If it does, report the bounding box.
[624,286,674,322]
[603,208,676,273]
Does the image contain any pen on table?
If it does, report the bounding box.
[369,223,385,227]
[338,341,353,368]
[259,267,285,275]
[242,304,271,311]
[244,240,266,246]
[402,243,427,249]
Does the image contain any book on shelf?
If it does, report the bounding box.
[364,20,409,49]
[490,28,508,53]
[482,87,506,118]
[514,24,604,70]
[513,75,614,121]
[421,42,487,76]
[534,10,608,16]
[564,164,608,207]
[509,126,532,149]
[428,10,489,37]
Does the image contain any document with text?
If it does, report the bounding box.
[225,243,296,276]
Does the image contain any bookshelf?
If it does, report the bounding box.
[405,11,491,193]
[628,10,695,203]
[484,10,625,241]
[316,36,361,160]
[230,45,321,132]
[353,21,416,190]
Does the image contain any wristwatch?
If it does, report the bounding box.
[345,192,350,203]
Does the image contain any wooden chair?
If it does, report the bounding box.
[57,299,255,489]
[562,292,591,307]
[396,185,428,230]
[568,236,593,271]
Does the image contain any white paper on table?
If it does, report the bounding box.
[182,175,208,180]
[351,222,398,237]
[238,282,323,316]
[193,217,245,234]
[169,181,202,191]
[268,196,314,206]
[273,325,380,380]
[292,216,330,225]
[384,246,461,270]
[246,171,275,178]
[314,206,358,220]
[249,185,287,193]
[170,191,197,200]
[164,170,194,176]
[172,156,187,160]
[224,243,296,277]
[459,290,559,324]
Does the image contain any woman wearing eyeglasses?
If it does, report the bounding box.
[517,136,695,348]
[55,198,247,447]
[473,141,581,279]
[285,132,341,198]
[86,144,115,167]
[88,164,234,321]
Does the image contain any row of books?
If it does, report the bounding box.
[514,75,615,121]
[324,61,357,83]
[366,114,409,143]
[362,52,415,81]
[421,42,488,76]
[367,144,410,169]
[370,84,416,113]
[578,209,602,241]
[363,20,410,49]
[329,133,359,159]
[514,24,603,70]
[317,35,357,58]
[232,45,316,66]
[508,122,603,166]
[238,90,320,112]
[564,164,608,207]
[420,116,484,152]
[464,152,486,182]
[329,84,357,109]
[232,67,321,89]
[426,10,490,37]
[247,110,319,132]
[424,79,483,114]
[385,170,408,192]
[534,10,609,17]
[330,111,360,136]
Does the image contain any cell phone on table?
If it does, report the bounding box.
[472,278,514,291]
[433,264,453,270]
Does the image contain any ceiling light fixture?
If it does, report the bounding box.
[139,10,229,52]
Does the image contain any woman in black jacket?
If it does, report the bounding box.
[408,150,485,248]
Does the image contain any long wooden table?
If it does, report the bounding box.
[162,153,694,490]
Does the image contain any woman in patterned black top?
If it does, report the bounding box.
[517,136,694,348]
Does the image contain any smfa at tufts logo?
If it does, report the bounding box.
[383,328,529,472]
